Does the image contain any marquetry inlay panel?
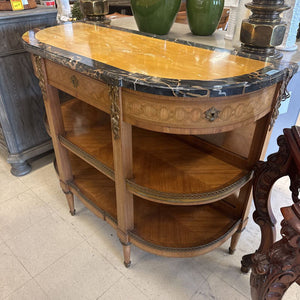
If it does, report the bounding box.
[122,85,277,134]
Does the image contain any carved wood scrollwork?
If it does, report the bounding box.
[250,203,300,300]
[289,169,300,204]
[32,54,47,101]
[109,85,120,140]
[270,68,294,130]
[252,135,291,253]
[241,134,291,274]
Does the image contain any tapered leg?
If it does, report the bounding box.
[65,191,75,216]
[229,230,242,254]
[32,55,74,215]
[122,242,131,268]
[110,85,134,267]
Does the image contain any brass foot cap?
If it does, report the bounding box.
[124,261,131,268]
[228,247,235,255]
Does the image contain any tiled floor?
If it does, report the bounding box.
[0,153,299,300]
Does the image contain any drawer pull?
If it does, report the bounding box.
[205,107,220,122]
[70,75,79,88]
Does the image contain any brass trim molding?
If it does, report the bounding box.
[129,220,241,256]
[109,85,120,140]
[59,135,115,180]
[270,67,294,130]
[68,180,117,225]
[126,171,253,205]
[32,54,47,100]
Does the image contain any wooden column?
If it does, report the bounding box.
[110,85,134,267]
[31,54,75,215]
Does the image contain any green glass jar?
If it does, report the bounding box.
[187,0,224,36]
[131,0,181,35]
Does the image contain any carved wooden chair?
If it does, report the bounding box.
[241,126,300,299]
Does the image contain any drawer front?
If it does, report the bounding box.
[122,84,277,135]
[45,60,110,114]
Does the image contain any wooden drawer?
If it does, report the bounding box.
[122,84,277,135]
[45,60,110,113]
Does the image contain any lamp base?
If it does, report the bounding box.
[239,44,283,60]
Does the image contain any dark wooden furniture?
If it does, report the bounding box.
[108,0,131,15]
[0,7,57,175]
[23,22,297,267]
[241,126,300,299]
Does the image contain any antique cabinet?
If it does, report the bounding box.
[23,22,298,267]
[0,7,57,175]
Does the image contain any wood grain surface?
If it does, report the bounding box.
[60,99,250,204]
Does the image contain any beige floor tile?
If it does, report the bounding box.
[6,213,84,276]
[193,237,255,298]
[98,276,148,300]
[35,241,122,300]
[5,279,48,300]
[31,180,70,213]
[0,171,29,204]
[0,190,53,241]
[208,251,251,298]
[0,155,15,175]
[19,164,58,190]
[283,282,300,300]
[124,254,209,300]
[191,273,249,300]
[56,204,107,240]
[0,243,31,299]
[87,223,147,273]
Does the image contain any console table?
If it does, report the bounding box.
[22,22,298,267]
[0,7,57,175]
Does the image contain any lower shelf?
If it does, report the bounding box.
[67,153,241,257]
[68,154,117,227]
[131,198,240,257]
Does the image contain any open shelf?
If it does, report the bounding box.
[60,99,115,180]
[60,99,251,205]
[65,152,241,256]
[131,197,241,257]
[67,152,117,226]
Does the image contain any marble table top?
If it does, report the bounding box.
[22,20,298,97]
[111,16,300,68]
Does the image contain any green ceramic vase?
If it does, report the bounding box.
[187,0,224,36]
[130,0,181,35]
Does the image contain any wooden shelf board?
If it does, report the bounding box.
[68,153,117,222]
[66,153,240,254]
[131,198,240,255]
[61,99,114,169]
[61,99,251,204]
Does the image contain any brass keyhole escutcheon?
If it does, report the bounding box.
[70,75,79,88]
[204,107,220,122]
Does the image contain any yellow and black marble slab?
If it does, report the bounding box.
[22,22,298,97]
